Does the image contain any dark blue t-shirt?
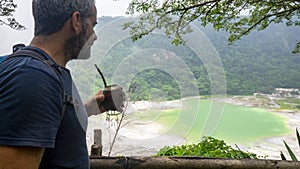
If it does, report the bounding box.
[0,47,89,168]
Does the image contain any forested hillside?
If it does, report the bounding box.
[70,16,300,101]
[199,23,300,95]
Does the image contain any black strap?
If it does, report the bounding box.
[7,49,73,120]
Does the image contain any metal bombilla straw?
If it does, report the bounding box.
[94,64,107,88]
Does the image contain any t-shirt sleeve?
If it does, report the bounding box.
[0,65,62,148]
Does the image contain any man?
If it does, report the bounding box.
[0,0,108,168]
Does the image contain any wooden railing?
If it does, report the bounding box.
[90,156,300,169]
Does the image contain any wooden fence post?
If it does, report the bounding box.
[91,129,102,157]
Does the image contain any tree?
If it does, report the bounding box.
[123,0,300,53]
[0,0,24,30]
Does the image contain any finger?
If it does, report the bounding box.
[95,93,105,102]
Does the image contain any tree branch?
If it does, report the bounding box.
[239,7,299,38]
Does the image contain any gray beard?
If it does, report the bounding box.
[64,25,87,61]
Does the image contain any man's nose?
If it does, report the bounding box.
[93,33,97,41]
[90,33,97,46]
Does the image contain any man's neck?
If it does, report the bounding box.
[30,35,67,67]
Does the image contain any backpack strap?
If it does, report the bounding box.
[8,49,73,120]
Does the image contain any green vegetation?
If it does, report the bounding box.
[281,128,300,161]
[0,0,24,30]
[155,136,258,159]
[71,17,300,102]
[125,0,300,53]
[200,24,300,95]
[274,99,300,110]
[83,17,300,102]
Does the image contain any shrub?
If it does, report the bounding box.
[155,136,258,159]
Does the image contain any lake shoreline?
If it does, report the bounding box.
[210,96,300,160]
[253,109,299,159]
[87,96,299,159]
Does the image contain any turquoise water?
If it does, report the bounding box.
[131,98,290,145]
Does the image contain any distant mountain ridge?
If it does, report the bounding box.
[73,16,300,101]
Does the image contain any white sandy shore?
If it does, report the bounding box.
[87,97,300,159]
[87,100,184,156]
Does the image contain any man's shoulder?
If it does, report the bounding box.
[1,52,59,82]
[0,59,60,89]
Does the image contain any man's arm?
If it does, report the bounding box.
[0,146,44,169]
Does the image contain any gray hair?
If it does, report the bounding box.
[32,0,95,36]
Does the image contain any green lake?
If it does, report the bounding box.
[129,98,290,145]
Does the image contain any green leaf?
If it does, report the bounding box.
[280,151,287,160]
[296,128,300,149]
[283,140,298,161]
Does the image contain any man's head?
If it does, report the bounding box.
[32,0,97,61]
[32,0,95,36]
[64,3,97,61]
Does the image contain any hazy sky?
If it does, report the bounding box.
[0,0,132,55]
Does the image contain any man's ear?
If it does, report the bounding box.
[70,11,82,35]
